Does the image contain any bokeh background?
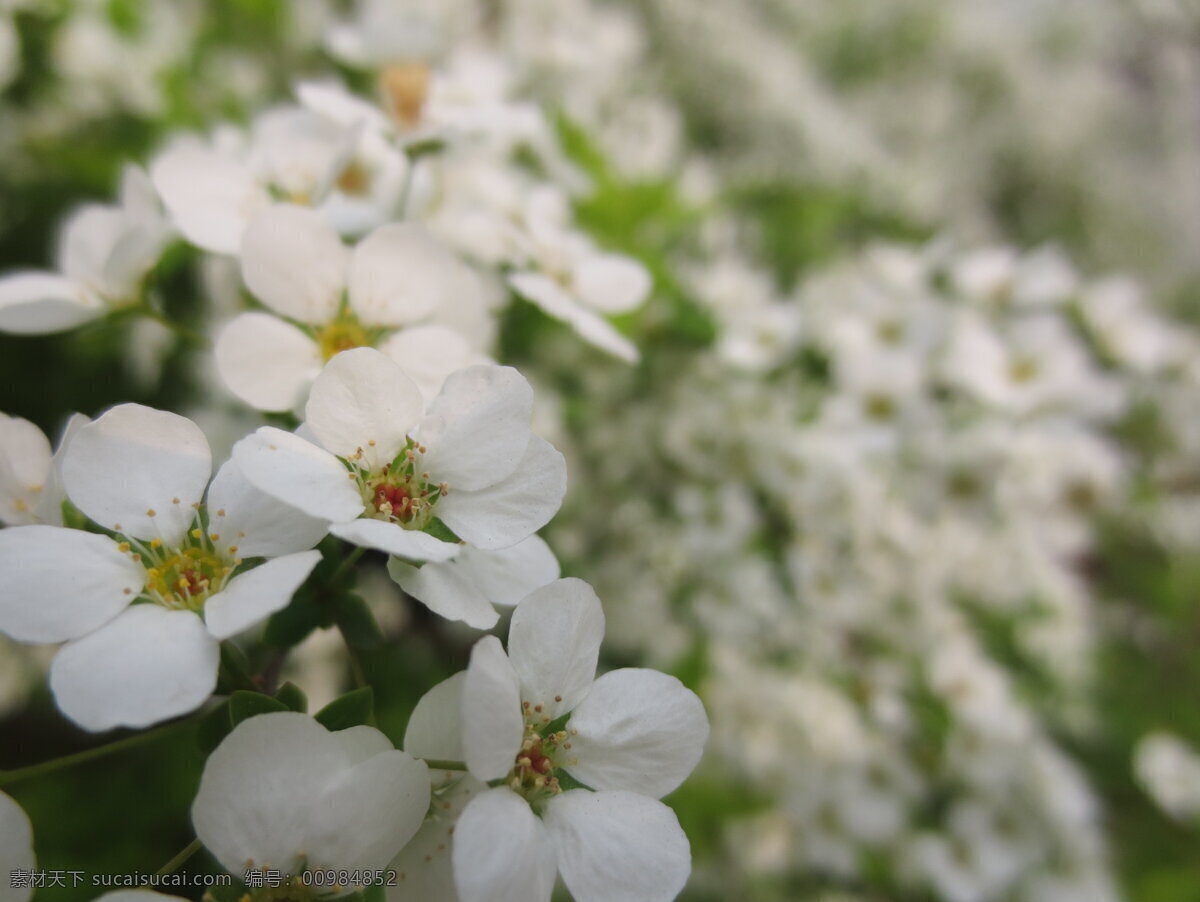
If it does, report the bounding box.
[2,1,1200,900]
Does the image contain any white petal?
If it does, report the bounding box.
[388,557,498,630]
[305,347,423,468]
[240,205,348,323]
[206,460,329,559]
[61,404,211,544]
[508,579,603,721]
[451,789,556,902]
[192,711,347,874]
[456,536,560,607]
[565,669,708,798]
[231,427,364,523]
[508,272,638,363]
[119,163,163,222]
[34,412,91,526]
[150,146,268,255]
[378,324,484,404]
[414,366,533,491]
[389,776,484,902]
[574,254,651,314]
[462,637,523,782]
[0,272,96,335]
[214,313,322,412]
[50,606,219,731]
[204,550,322,640]
[59,205,124,286]
[545,791,690,902]
[404,672,466,761]
[436,436,567,551]
[306,750,430,871]
[0,791,35,902]
[0,526,141,643]
[0,413,52,527]
[330,519,459,562]
[347,223,453,325]
[101,219,168,301]
[333,724,397,763]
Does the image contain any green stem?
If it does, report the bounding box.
[0,716,196,787]
[329,545,367,587]
[420,759,468,772]
[152,838,202,880]
[135,304,210,349]
[339,623,369,691]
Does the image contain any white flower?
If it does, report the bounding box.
[414,578,708,902]
[192,712,429,878]
[0,166,170,334]
[1134,731,1200,822]
[150,101,408,255]
[0,791,34,902]
[387,534,560,629]
[0,404,325,731]
[215,204,491,411]
[940,312,1121,419]
[233,347,566,561]
[0,412,89,527]
[506,187,649,363]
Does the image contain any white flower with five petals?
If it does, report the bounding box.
[232,347,566,563]
[404,578,708,902]
[0,404,325,731]
[215,204,492,411]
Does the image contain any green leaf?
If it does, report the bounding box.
[314,687,375,731]
[360,883,387,902]
[196,699,234,755]
[274,681,308,713]
[229,690,289,726]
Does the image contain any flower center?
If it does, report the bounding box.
[335,160,372,196]
[1008,356,1040,384]
[315,311,372,362]
[506,702,578,804]
[351,439,448,531]
[379,62,429,129]
[118,520,240,612]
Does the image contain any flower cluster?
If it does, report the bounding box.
[1,2,1199,901]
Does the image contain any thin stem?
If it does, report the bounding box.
[151,838,202,880]
[135,304,210,349]
[420,758,468,772]
[0,716,197,787]
[329,545,367,587]
[338,622,369,691]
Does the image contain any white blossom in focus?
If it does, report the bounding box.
[442,578,708,902]
[233,347,566,562]
[192,712,430,878]
[0,404,325,730]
